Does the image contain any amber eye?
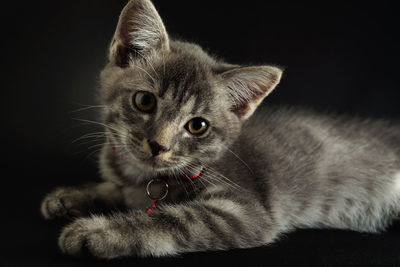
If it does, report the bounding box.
[185,117,208,135]
[133,91,156,113]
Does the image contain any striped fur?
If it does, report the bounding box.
[58,195,277,258]
[41,0,400,259]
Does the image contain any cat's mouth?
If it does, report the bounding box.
[141,156,172,168]
[141,154,196,177]
[128,150,180,172]
[124,141,183,172]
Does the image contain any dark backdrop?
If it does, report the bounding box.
[2,1,400,266]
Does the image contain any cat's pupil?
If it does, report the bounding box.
[192,119,206,130]
[139,95,151,106]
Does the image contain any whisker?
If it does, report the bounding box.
[135,64,157,84]
[168,159,207,193]
[181,170,198,192]
[183,161,218,190]
[172,168,190,198]
[224,146,255,175]
[69,105,108,114]
[71,132,107,144]
[161,48,166,76]
[73,138,106,148]
[206,168,242,190]
[201,162,241,186]
[136,50,159,79]
[201,171,237,190]
[71,117,131,134]
[196,160,242,190]
[88,143,126,150]
[84,147,105,161]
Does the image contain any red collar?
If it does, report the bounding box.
[145,167,202,214]
[109,143,202,214]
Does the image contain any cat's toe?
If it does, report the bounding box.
[58,218,89,255]
[40,188,87,219]
[58,216,132,259]
[41,194,68,219]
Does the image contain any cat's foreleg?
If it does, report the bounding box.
[58,196,278,258]
[41,182,123,219]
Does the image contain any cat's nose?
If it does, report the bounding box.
[147,140,170,157]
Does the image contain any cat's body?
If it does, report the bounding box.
[41,0,400,259]
[103,105,400,233]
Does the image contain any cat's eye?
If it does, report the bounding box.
[133,91,156,113]
[185,118,208,135]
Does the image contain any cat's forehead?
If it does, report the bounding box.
[101,48,225,115]
[146,56,216,122]
[155,55,213,100]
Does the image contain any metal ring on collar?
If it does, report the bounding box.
[146,178,169,200]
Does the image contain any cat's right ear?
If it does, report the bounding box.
[109,0,169,68]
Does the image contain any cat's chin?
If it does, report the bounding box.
[132,157,181,176]
[125,151,189,177]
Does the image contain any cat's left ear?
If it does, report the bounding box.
[220,66,283,120]
[109,0,169,67]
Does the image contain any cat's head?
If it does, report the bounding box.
[99,0,282,176]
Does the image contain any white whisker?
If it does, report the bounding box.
[135,64,157,84]
[224,146,255,175]
[69,105,108,114]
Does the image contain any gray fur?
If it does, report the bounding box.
[41,0,400,259]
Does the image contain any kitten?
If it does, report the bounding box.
[41,0,400,259]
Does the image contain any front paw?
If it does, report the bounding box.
[58,216,132,259]
[41,187,91,219]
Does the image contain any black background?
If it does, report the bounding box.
[2,0,400,266]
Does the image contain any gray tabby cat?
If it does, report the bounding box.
[41,0,400,259]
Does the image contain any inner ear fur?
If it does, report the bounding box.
[220,66,283,120]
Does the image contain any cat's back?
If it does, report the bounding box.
[235,105,400,203]
[242,106,400,159]
[233,106,400,232]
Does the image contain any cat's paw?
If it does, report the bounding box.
[58,216,131,259]
[41,187,91,219]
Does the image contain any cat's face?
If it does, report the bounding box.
[100,49,241,173]
[99,0,282,175]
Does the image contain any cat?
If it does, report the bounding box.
[40,0,400,259]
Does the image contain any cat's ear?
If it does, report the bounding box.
[109,0,169,67]
[220,66,283,120]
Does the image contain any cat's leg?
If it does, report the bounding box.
[58,194,278,258]
[41,182,123,219]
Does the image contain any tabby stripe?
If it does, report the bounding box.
[194,204,232,248]
[202,203,246,238]
[149,212,192,248]
[201,193,251,207]
[177,72,193,105]
[150,212,191,240]
[177,86,188,107]
[182,208,196,223]
[120,99,145,125]
[158,80,171,98]
[190,96,202,115]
